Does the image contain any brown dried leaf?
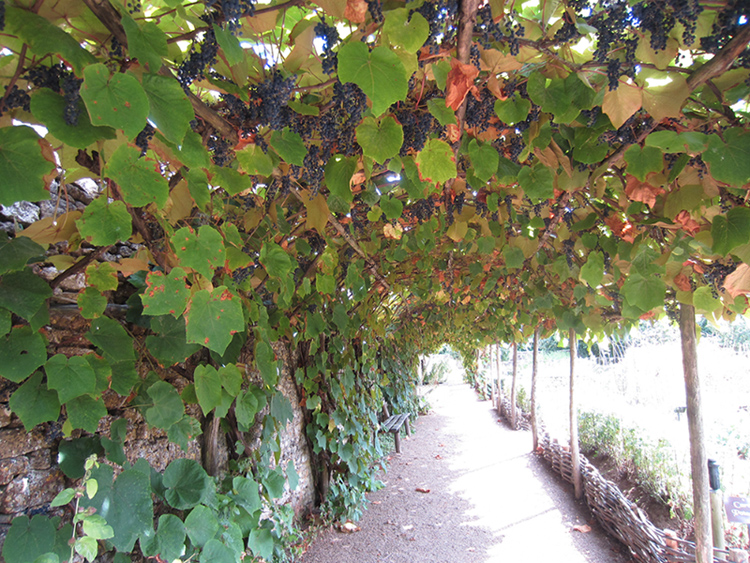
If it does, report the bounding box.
[415,487,431,493]
[339,521,361,533]
[572,524,592,533]
[445,58,480,111]
[343,0,367,23]
[674,272,693,292]
[624,175,665,208]
[724,263,750,299]
[675,210,701,235]
[604,215,636,243]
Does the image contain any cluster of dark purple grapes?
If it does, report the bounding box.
[366,0,384,23]
[465,87,496,133]
[412,0,458,52]
[395,108,440,156]
[0,85,30,115]
[319,81,367,156]
[553,11,581,44]
[631,1,702,50]
[135,123,155,157]
[302,145,326,195]
[26,63,66,90]
[252,71,296,130]
[61,74,82,126]
[703,261,738,298]
[351,203,371,234]
[701,1,750,67]
[232,265,255,285]
[206,0,256,33]
[474,3,504,48]
[562,239,576,268]
[207,134,233,166]
[314,19,340,75]
[410,198,435,223]
[177,29,219,90]
[599,111,653,145]
[664,289,679,324]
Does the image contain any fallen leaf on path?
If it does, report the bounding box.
[415,487,431,493]
[372,501,381,505]
[434,454,442,459]
[339,521,361,533]
[572,524,592,533]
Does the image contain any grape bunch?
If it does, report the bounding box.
[465,88,496,133]
[562,239,576,268]
[26,63,67,91]
[208,0,256,33]
[61,74,83,126]
[135,123,155,157]
[412,0,459,52]
[0,85,30,116]
[703,261,738,298]
[177,29,219,90]
[251,71,296,130]
[410,198,435,223]
[396,109,439,156]
[314,19,340,75]
[474,3,504,48]
[366,0,383,23]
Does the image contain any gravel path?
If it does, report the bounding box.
[298,371,635,563]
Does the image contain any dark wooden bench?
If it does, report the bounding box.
[381,413,411,453]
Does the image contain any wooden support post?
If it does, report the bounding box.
[569,328,582,500]
[531,326,540,451]
[495,342,501,409]
[680,303,712,563]
[510,341,518,428]
[394,430,401,454]
[711,489,727,559]
[490,345,497,408]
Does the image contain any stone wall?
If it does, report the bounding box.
[0,310,316,550]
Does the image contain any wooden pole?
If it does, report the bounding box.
[495,343,501,409]
[490,345,497,407]
[569,328,582,499]
[510,340,518,428]
[531,326,540,451]
[680,303,712,563]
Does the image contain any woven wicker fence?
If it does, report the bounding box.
[496,391,733,563]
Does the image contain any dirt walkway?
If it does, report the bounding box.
[298,370,635,563]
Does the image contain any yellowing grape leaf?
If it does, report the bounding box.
[602,79,642,129]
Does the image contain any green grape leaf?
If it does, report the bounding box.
[0,235,44,275]
[6,7,95,73]
[235,388,262,430]
[30,90,116,150]
[260,241,293,278]
[270,127,307,166]
[0,326,47,383]
[518,164,555,203]
[704,129,750,187]
[201,539,235,563]
[218,364,242,396]
[0,269,52,321]
[380,195,403,220]
[526,71,587,123]
[86,317,137,395]
[146,314,201,366]
[255,340,278,385]
[142,268,190,317]
[66,395,107,433]
[145,380,184,429]
[122,14,168,71]
[383,9,429,53]
[338,43,408,116]
[263,468,286,498]
[213,24,244,66]
[185,286,244,355]
[504,246,525,269]
[270,391,293,425]
[693,285,722,313]
[494,97,531,125]
[415,138,456,184]
[248,528,274,561]
[80,64,149,139]
[0,126,54,206]
[185,505,219,548]
[141,514,186,563]
[325,155,357,204]
[287,460,299,490]
[236,144,274,176]
[468,140,500,183]
[213,166,252,196]
[355,116,404,164]
[106,144,169,208]
[78,287,107,319]
[711,207,750,256]
[82,466,153,553]
[101,417,127,465]
[167,416,202,452]
[77,197,133,246]
[426,98,457,126]
[645,130,709,154]
[194,365,222,415]
[623,144,663,181]
[164,458,211,510]
[573,127,609,164]
[86,262,118,292]
[45,354,96,403]
[621,273,666,311]
[232,475,262,513]
[57,437,103,479]
[580,250,604,288]
[142,73,194,145]
[8,372,60,431]
[1,515,56,563]
[173,226,226,280]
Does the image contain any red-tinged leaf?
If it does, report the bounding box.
[185,286,244,355]
[415,138,456,184]
[172,225,225,280]
[724,263,750,299]
[674,272,692,292]
[604,215,636,243]
[624,175,665,208]
[141,267,190,317]
[445,58,479,111]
